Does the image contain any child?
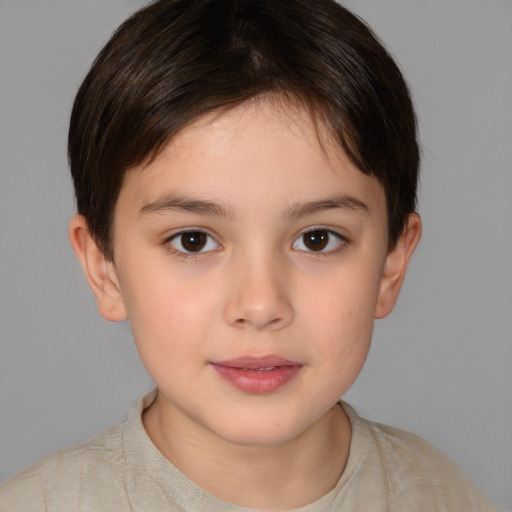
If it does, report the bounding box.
[0,0,501,510]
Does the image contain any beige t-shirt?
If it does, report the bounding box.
[0,389,499,511]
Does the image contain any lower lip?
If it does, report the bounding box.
[211,364,302,394]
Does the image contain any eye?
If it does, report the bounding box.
[168,230,220,254]
[293,229,345,253]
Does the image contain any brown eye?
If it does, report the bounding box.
[303,230,329,251]
[293,229,345,253]
[181,232,207,252]
[169,231,219,254]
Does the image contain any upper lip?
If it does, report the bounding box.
[211,355,301,370]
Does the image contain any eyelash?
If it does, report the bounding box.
[165,230,221,259]
[292,228,348,256]
[163,227,348,258]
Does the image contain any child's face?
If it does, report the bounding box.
[78,98,416,448]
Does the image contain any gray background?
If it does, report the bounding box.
[0,0,511,509]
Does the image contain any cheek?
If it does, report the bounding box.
[118,259,219,357]
[128,286,209,386]
[300,266,379,367]
[304,265,381,329]
[134,288,213,340]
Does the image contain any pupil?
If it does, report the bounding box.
[304,230,328,251]
[182,232,206,252]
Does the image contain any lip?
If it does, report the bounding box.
[210,356,303,394]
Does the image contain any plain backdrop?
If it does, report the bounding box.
[0,0,511,509]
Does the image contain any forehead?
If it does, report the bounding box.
[117,97,386,219]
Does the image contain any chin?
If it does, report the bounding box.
[209,411,313,449]
[221,428,300,449]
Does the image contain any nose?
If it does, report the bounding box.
[223,254,294,331]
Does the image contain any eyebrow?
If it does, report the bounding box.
[286,195,369,217]
[138,193,369,219]
[138,195,235,218]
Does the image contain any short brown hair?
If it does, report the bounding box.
[69,0,419,258]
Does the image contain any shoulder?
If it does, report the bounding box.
[0,422,128,511]
[341,402,500,511]
[358,412,457,476]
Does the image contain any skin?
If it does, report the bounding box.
[70,97,421,510]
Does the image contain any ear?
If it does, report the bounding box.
[69,215,127,322]
[375,213,422,319]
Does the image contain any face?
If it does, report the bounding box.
[97,98,406,447]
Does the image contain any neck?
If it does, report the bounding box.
[143,394,351,510]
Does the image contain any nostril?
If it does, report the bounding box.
[232,315,286,330]
[223,285,294,331]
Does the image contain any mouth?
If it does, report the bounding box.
[210,356,303,394]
